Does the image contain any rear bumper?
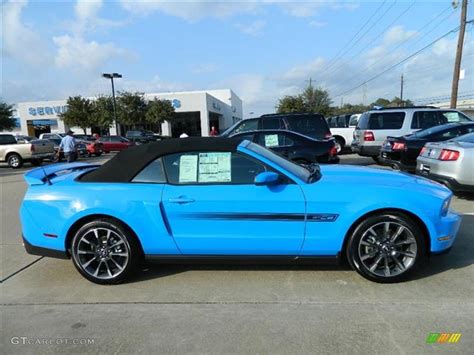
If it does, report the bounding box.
[379,154,415,172]
[22,235,69,259]
[351,144,381,157]
[416,171,474,193]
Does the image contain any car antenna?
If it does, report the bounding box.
[40,165,52,185]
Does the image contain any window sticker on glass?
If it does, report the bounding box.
[198,152,231,182]
[264,134,279,147]
[179,155,198,183]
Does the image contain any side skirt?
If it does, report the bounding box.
[145,254,340,265]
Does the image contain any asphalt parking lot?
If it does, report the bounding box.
[1,154,473,354]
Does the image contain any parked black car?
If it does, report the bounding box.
[379,122,474,171]
[230,129,339,164]
[125,130,158,144]
[221,113,332,140]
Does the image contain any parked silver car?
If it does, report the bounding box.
[352,107,472,162]
[416,133,474,193]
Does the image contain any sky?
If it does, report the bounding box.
[1,0,473,116]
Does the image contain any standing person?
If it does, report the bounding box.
[59,130,77,163]
[209,126,219,136]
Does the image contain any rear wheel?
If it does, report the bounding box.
[30,159,43,166]
[334,137,344,153]
[71,219,141,284]
[7,153,23,169]
[346,213,425,283]
[94,152,102,157]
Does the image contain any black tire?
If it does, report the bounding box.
[346,212,426,283]
[334,137,345,153]
[71,219,142,285]
[94,152,102,157]
[7,153,23,169]
[30,159,43,166]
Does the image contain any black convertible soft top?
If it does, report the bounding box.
[80,137,241,183]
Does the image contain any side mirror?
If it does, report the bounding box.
[254,172,280,186]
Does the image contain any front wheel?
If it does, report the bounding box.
[71,219,142,284]
[346,213,425,283]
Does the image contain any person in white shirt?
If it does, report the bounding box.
[59,130,77,163]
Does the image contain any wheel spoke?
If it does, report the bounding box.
[394,239,414,246]
[93,260,103,277]
[369,255,383,271]
[106,229,111,241]
[391,255,406,271]
[399,251,416,258]
[109,257,124,271]
[78,250,94,255]
[105,260,113,277]
[109,240,124,249]
[361,251,378,261]
[81,257,95,269]
[93,229,99,240]
[383,222,390,239]
[80,237,92,246]
[383,256,391,277]
[110,252,128,257]
[390,225,405,242]
[367,228,378,238]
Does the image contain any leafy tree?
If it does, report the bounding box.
[276,95,307,113]
[116,91,147,125]
[390,97,414,107]
[371,98,391,108]
[276,85,332,116]
[330,103,370,116]
[146,98,175,128]
[59,96,94,134]
[91,96,115,128]
[0,101,17,131]
[301,86,332,116]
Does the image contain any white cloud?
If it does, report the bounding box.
[191,63,219,74]
[120,0,259,22]
[309,20,327,28]
[234,20,266,36]
[53,35,131,72]
[1,0,51,66]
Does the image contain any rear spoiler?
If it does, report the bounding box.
[24,163,100,186]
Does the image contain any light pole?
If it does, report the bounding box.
[102,72,122,135]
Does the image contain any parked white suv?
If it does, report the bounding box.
[327,114,361,151]
[351,107,472,161]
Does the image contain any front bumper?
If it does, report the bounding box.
[430,210,462,254]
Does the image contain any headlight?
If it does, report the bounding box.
[441,197,451,216]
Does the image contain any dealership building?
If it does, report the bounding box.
[10,89,242,137]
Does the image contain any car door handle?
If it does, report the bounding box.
[168,197,195,204]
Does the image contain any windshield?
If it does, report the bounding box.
[245,142,313,182]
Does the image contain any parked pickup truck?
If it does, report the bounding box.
[0,134,55,169]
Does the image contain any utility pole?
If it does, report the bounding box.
[400,74,404,107]
[102,73,122,135]
[450,0,468,109]
[305,78,315,88]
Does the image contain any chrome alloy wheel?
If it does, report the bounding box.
[73,227,130,280]
[358,221,417,278]
[9,155,20,167]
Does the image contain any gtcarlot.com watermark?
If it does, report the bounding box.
[11,336,95,346]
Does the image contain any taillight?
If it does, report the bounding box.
[329,145,338,157]
[325,132,332,139]
[420,147,427,156]
[363,131,375,141]
[392,142,406,151]
[438,149,460,161]
[30,144,35,152]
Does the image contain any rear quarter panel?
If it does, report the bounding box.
[21,180,180,254]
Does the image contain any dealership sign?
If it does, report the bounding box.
[28,105,68,116]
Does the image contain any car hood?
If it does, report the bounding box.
[318,164,450,197]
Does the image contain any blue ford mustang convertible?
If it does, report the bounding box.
[20,137,461,284]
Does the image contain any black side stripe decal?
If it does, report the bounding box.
[159,202,174,235]
[178,213,339,222]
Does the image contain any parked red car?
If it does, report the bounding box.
[74,134,103,157]
[97,136,135,153]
